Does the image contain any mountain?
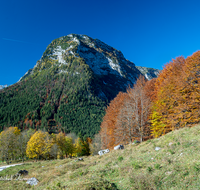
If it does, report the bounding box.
[20,34,143,98]
[136,66,160,80]
[0,34,157,137]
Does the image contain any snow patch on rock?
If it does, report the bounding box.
[107,57,123,77]
[53,46,67,64]
[145,73,151,80]
[78,45,124,77]
[72,37,80,45]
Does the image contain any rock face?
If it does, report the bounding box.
[136,66,160,80]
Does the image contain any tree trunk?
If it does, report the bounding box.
[140,135,143,142]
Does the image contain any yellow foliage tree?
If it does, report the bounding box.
[65,136,74,157]
[74,137,90,157]
[0,127,21,164]
[55,132,74,158]
[26,131,53,160]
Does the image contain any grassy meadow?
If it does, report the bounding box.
[1,125,200,189]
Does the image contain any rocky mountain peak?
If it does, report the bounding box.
[20,34,159,89]
[22,34,142,88]
[42,34,136,79]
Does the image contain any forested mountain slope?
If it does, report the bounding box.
[0,34,158,137]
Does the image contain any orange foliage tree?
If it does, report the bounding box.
[100,92,128,149]
[151,57,185,136]
[151,51,200,137]
[100,76,152,149]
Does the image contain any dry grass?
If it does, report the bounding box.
[1,125,200,189]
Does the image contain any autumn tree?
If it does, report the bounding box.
[116,76,151,143]
[55,132,74,158]
[150,57,185,136]
[90,133,102,155]
[180,51,200,125]
[151,52,200,137]
[100,76,152,148]
[42,134,55,160]
[115,99,135,144]
[74,135,90,157]
[100,92,128,149]
[26,130,54,160]
[0,127,20,164]
[17,128,35,162]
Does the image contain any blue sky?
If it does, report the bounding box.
[1,0,200,85]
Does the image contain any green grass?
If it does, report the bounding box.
[1,124,200,189]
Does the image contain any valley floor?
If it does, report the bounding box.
[1,125,200,189]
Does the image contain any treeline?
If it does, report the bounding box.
[100,51,200,148]
[0,127,101,164]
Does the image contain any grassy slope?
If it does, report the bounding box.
[1,125,200,190]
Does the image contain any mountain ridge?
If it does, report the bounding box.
[0,34,159,137]
[20,34,158,84]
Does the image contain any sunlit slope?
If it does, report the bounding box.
[1,124,200,189]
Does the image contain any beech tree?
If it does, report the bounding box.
[117,76,151,143]
[0,127,20,164]
[26,130,53,160]
[100,92,128,149]
[17,129,34,162]
[55,132,74,158]
[115,99,135,144]
[150,57,185,136]
[100,76,152,148]
[75,135,90,157]
[151,52,200,137]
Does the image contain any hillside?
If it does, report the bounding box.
[0,34,158,136]
[1,124,200,189]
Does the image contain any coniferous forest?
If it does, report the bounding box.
[0,56,107,137]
